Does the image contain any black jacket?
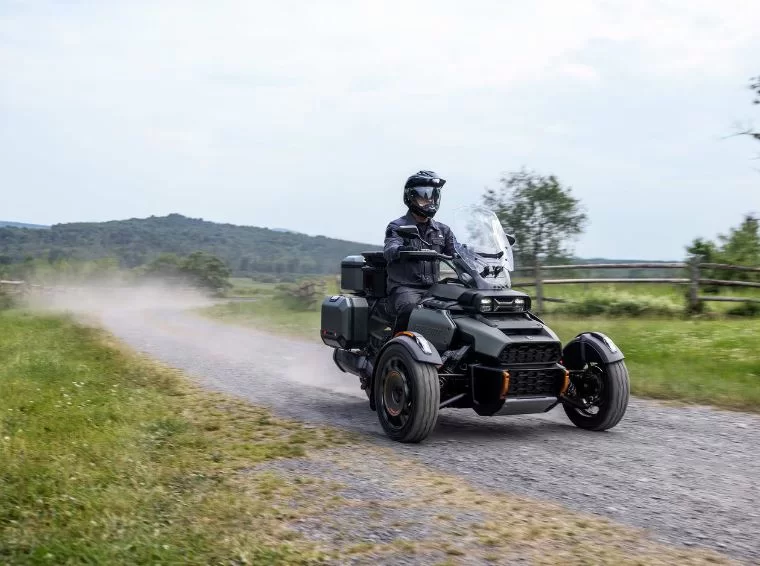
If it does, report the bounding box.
[383,211,457,292]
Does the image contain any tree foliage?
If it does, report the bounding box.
[717,215,760,267]
[482,169,588,267]
[137,251,232,293]
[735,75,760,154]
[181,251,233,292]
[0,213,379,276]
[687,214,760,283]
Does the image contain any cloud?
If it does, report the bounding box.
[1,1,759,259]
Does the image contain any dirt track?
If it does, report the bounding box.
[71,296,760,562]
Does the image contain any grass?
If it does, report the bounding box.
[511,282,760,317]
[225,277,283,297]
[207,276,339,339]
[205,295,324,339]
[544,316,760,412]
[0,308,741,565]
[200,281,760,413]
[0,309,350,564]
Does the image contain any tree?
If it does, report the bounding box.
[142,253,183,279]
[137,251,232,293]
[686,237,718,263]
[717,214,760,270]
[482,168,588,266]
[181,251,232,293]
[733,75,760,156]
[686,214,760,284]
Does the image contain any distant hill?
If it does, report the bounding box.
[0,213,380,275]
[0,221,49,230]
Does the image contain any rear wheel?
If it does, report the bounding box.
[374,343,439,443]
[563,357,629,431]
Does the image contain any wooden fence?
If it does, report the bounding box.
[6,258,760,315]
[511,256,760,313]
[1,280,100,294]
[0,280,29,293]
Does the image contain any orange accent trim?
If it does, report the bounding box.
[559,370,570,396]
[500,371,511,399]
[395,331,416,338]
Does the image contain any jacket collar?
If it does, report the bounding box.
[403,210,438,231]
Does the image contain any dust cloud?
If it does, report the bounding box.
[282,347,367,400]
[25,278,217,319]
[23,277,366,400]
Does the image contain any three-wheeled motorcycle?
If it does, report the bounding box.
[320,206,629,443]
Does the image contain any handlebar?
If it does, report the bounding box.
[399,250,454,261]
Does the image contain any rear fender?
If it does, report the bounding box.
[562,332,624,369]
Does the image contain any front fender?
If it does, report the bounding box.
[377,332,443,366]
[368,332,442,413]
[562,332,624,369]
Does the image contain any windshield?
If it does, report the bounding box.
[449,206,514,287]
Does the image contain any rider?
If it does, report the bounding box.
[384,170,457,333]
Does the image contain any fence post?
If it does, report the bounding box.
[534,257,544,314]
[688,254,702,314]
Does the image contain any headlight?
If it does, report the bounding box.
[478,297,493,312]
[460,293,531,313]
[492,297,529,313]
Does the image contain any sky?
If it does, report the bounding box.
[1,0,759,260]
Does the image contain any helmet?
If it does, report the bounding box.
[403,170,446,218]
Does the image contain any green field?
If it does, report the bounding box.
[0,309,740,565]
[545,317,760,411]
[203,280,760,413]
[226,277,286,297]
[510,281,760,317]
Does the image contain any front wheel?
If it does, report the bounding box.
[374,343,440,443]
[563,358,630,431]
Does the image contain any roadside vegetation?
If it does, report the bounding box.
[0,309,739,565]
[510,282,760,318]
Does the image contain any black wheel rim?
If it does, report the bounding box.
[381,357,411,431]
[573,363,605,417]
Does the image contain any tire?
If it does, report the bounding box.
[374,343,440,443]
[563,359,630,431]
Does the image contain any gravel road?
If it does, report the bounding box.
[87,301,759,562]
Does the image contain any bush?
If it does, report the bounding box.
[726,301,760,317]
[274,280,326,311]
[549,289,683,317]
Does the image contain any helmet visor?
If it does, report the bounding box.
[410,186,440,201]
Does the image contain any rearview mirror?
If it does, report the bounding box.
[396,225,420,239]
